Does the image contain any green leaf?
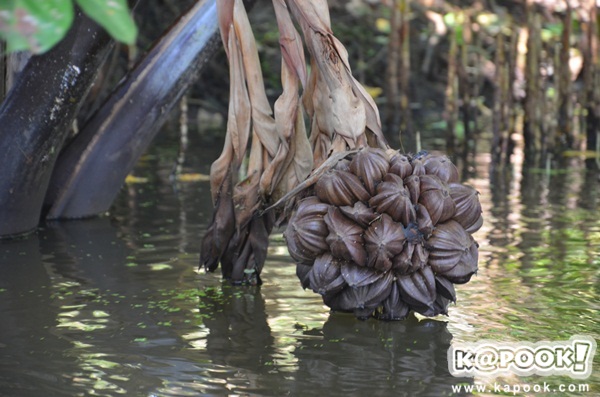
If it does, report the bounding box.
[75,0,137,44]
[0,0,74,53]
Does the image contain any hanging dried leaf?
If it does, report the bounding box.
[200,170,236,272]
[273,0,307,86]
[286,0,387,158]
[228,213,275,285]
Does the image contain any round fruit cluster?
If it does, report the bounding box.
[284,148,482,320]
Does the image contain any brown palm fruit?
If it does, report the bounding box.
[339,201,378,228]
[349,147,390,195]
[410,157,426,176]
[377,282,410,320]
[296,263,312,289]
[284,196,329,265]
[308,253,347,296]
[435,275,456,302]
[388,153,413,178]
[364,214,406,271]
[419,175,456,225]
[393,242,429,275]
[285,150,482,320]
[369,174,415,225]
[449,183,483,233]
[315,169,370,206]
[341,261,385,288]
[324,207,367,266]
[423,154,459,183]
[415,203,434,237]
[334,158,351,172]
[404,175,421,204]
[397,266,437,312]
[333,270,394,319]
[426,220,478,284]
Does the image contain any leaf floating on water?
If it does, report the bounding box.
[149,263,173,271]
[92,310,110,318]
[125,175,149,184]
[561,150,598,159]
[176,173,211,182]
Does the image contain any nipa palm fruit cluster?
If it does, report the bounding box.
[284,148,482,320]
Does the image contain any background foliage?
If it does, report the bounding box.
[0,0,136,53]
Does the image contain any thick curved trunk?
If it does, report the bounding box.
[0,11,112,238]
[45,0,221,220]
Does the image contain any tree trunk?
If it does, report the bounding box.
[556,2,574,150]
[45,0,221,220]
[523,2,543,164]
[0,11,113,238]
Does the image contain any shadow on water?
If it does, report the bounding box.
[0,216,471,397]
[196,284,473,397]
[290,316,470,397]
[0,235,77,396]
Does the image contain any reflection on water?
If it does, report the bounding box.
[0,138,598,396]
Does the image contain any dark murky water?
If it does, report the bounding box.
[1,133,598,396]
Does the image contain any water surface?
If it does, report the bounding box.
[1,137,598,396]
